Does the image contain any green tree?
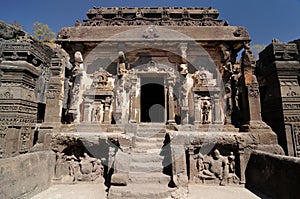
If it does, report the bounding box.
[32,22,56,42]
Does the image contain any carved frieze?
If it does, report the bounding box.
[233,27,248,38]
[0,42,53,66]
[143,26,159,39]
[283,103,300,110]
[192,67,216,88]
[292,124,300,156]
[81,7,224,27]
[0,127,6,159]
[46,90,61,99]
[284,116,300,123]
[0,90,14,99]
[248,87,260,98]
[273,43,298,61]
[0,117,36,126]
[19,127,32,153]
[0,105,36,114]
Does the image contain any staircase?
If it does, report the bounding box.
[108,123,175,199]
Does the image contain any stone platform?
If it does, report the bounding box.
[30,184,262,199]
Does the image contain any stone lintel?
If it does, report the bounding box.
[57,26,250,43]
[0,60,39,77]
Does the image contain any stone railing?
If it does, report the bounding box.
[246,150,300,199]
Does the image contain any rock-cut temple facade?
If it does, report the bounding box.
[1,6,298,199]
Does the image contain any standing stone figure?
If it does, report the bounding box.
[224,84,232,124]
[118,51,128,76]
[69,155,80,182]
[201,99,212,124]
[69,51,84,122]
[228,152,235,173]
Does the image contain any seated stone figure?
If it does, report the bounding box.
[194,149,239,185]
[54,152,104,183]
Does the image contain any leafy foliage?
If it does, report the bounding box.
[32,22,56,42]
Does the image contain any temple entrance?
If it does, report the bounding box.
[140,77,165,123]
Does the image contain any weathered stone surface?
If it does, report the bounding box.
[0,7,290,199]
[246,150,300,199]
[111,173,128,186]
[0,151,55,199]
[256,39,300,157]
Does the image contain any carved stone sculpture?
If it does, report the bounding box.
[194,149,239,185]
[118,51,128,76]
[201,98,212,124]
[54,152,104,183]
[68,51,84,122]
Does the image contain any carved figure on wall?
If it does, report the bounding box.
[193,149,239,185]
[91,68,114,90]
[241,42,255,86]
[68,51,84,122]
[224,84,232,124]
[195,153,215,179]
[118,51,128,76]
[210,149,227,185]
[231,67,242,110]
[68,155,80,182]
[35,66,49,103]
[55,152,104,183]
[192,67,216,87]
[179,63,188,75]
[228,152,235,173]
[80,153,96,175]
[220,43,234,80]
[201,99,212,124]
[94,105,102,122]
[54,152,68,180]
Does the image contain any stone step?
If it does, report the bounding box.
[136,131,166,138]
[130,153,164,163]
[135,136,165,143]
[128,172,170,184]
[135,142,163,150]
[131,148,162,154]
[138,123,166,128]
[130,162,163,172]
[108,183,175,199]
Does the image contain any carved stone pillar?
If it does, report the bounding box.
[83,97,93,123]
[114,78,124,124]
[188,146,196,181]
[69,51,84,123]
[213,94,222,124]
[247,75,262,122]
[194,96,201,125]
[103,97,111,124]
[129,77,138,123]
[238,150,246,184]
[167,78,176,124]
[181,75,190,125]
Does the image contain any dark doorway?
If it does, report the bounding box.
[37,103,46,123]
[141,77,165,123]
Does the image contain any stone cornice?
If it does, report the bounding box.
[57,26,251,42]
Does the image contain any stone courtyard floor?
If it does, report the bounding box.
[31,183,263,199]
